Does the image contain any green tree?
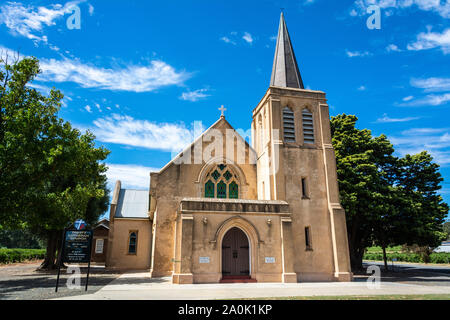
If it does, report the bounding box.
[396,153,448,251]
[331,114,395,270]
[331,114,448,270]
[0,55,110,269]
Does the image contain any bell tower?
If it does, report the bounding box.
[251,13,353,282]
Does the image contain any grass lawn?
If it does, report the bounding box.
[241,294,450,300]
[366,246,403,253]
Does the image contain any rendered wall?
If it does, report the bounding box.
[107,219,152,270]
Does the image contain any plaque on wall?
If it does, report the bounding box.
[265,257,275,264]
[199,257,210,264]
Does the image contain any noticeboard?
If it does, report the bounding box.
[62,230,93,263]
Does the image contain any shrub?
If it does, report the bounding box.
[430,253,450,264]
[363,251,450,264]
[0,248,46,264]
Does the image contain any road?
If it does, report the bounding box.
[361,261,450,287]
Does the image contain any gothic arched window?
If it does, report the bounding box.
[203,164,240,199]
[283,107,296,143]
[302,108,315,144]
[128,232,137,254]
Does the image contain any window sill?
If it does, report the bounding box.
[306,247,313,252]
[302,196,310,200]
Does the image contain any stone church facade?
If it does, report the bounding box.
[105,13,353,284]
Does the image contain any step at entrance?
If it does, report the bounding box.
[220,276,257,283]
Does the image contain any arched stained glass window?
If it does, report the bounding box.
[203,165,239,199]
[229,181,239,199]
[205,180,215,198]
[128,232,137,254]
[217,181,227,198]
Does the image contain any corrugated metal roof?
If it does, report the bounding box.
[115,189,149,218]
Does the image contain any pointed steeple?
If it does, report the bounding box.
[270,12,304,89]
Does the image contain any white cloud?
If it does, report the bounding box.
[386,44,401,52]
[0,44,189,93]
[407,28,450,54]
[402,76,450,107]
[85,105,92,113]
[220,36,236,45]
[402,128,449,135]
[180,89,210,102]
[411,77,450,92]
[358,85,367,91]
[399,93,450,106]
[91,114,196,152]
[389,127,450,165]
[352,0,450,18]
[376,113,420,123]
[242,32,254,44]
[106,163,158,190]
[27,82,51,94]
[403,95,414,101]
[37,57,189,92]
[0,1,84,44]
[346,50,371,57]
[221,32,254,45]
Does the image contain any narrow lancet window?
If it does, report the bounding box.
[305,227,312,250]
[128,232,137,254]
[205,180,215,198]
[217,181,227,198]
[229,181,239,199]
[301,178,308,198]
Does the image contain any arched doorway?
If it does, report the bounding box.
[222,227,250,277]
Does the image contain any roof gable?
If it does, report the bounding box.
[158,116,256,175]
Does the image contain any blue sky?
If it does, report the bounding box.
[1,0,449,217]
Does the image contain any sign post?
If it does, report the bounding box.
[55,220,93,292]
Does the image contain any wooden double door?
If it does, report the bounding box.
[222,227,250,276]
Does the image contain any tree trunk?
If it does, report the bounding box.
[382,245,389,272]
[38,230,59,270]
[55,231,67,268]
[349,245,365,271]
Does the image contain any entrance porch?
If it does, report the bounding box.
[171,198,296,284]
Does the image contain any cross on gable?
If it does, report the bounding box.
[219,105,227,117]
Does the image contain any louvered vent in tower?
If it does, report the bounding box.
[283,107,296,143]
[302,109,314,144]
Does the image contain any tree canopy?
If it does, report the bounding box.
[331,114,448,270]
[0,54,110,268]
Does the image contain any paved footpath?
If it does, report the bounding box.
[56,271,450,300]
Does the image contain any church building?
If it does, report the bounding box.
[105,13,353,284]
